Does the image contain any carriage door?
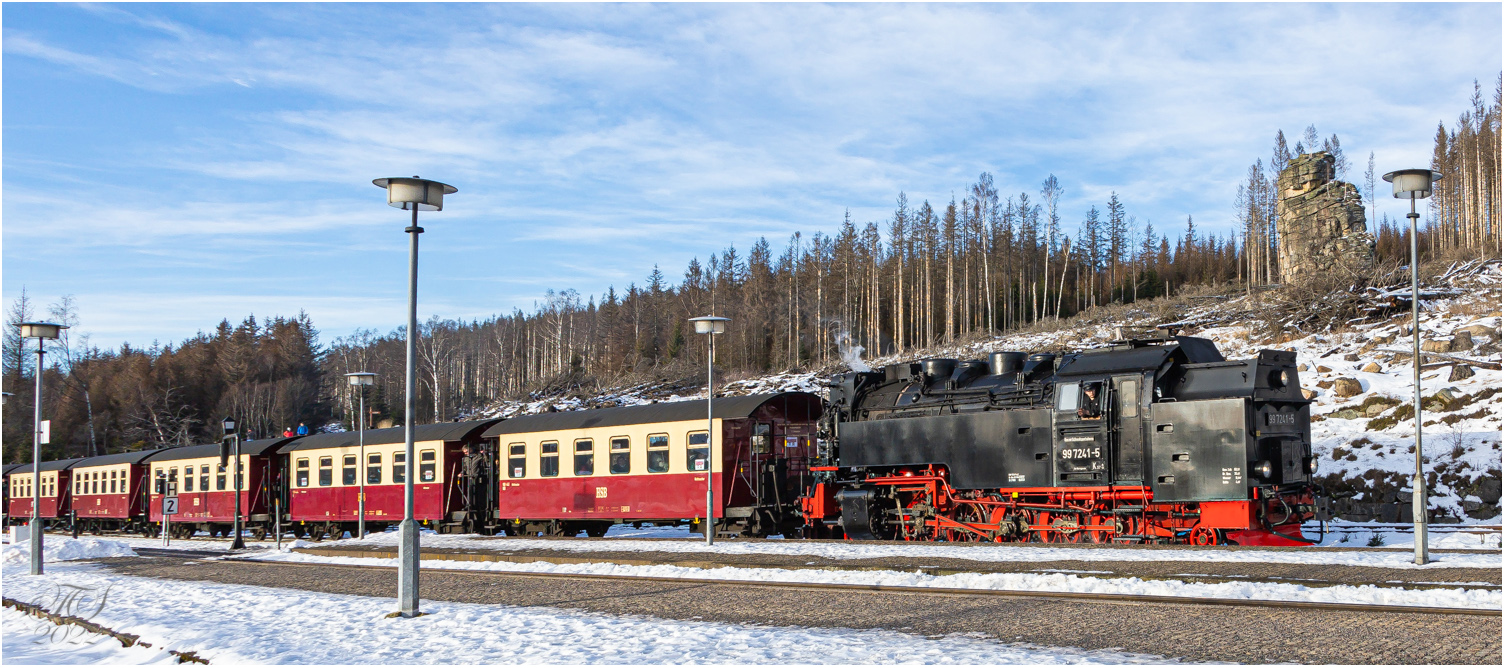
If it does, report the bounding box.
[1112,375,1144,483]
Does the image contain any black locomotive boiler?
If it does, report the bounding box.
[799,331,1318,545]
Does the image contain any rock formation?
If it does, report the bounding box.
[1276,152,1374,285]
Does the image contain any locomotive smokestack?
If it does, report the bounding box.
[988,352,1027,376]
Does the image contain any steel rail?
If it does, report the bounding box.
[208,555,1501,618]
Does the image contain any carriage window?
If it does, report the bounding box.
[343,455,358,485]
[296,459,310,487]
[155,469,167,494]
[1119,379,1139,418]
[508,444,526,479]
[368,453,382,484]
[217,464,227,491]
[92,473,99,494]
[184,469,194,492]
[419,450,436,482]
[574,439,594,476]
[609,437,631,474]
[393,452,406,484]
[110,470,118,494]
[1055,382,1080,412]
[540,442,559,477]
[647,434,670,473]
[200,465,210,492]
[687,431,709,472]
[318,456,333,486]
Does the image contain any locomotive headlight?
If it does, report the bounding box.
[1269,369,1290,388]
[1252,460,1274,480]
[1305,456,1319,474]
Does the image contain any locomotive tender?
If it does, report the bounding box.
[800,331,1319,545]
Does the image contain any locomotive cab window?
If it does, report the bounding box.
[687,431,710,472]
[1077,382,1105,419]
[318,456,333,486]
[368,453,382,484]
[393,452,406,484]
[540,442,559,477]
[296,459,309,487]
[574,439,594,476]
[419,450,436,482]
[508,444,526,479]
[647,434,670,473]
[1119,379,1139,418]
[1055,383,1080,412]
[343,455,358,485]
[609,437,630,474]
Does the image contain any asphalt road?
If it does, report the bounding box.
[99,557,1502,664]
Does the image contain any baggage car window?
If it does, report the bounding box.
[574,439,594,476]
[647,434,670,473]
[217,464,227,491]
[319,457,333,486]
[1056,383,1080,412]
[200,465,210,492]
[343,455,358,485]
[419,450,436,482]
[540,442,559,477]
[508,444,526,479]
[687,431,710,472]
[609,437,630,475]
[296,459,309,488]
[393,452,406,484]
[368,453,382,484]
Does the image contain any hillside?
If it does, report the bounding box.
[480,260,1503,523]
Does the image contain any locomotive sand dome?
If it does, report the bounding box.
[800,330,1318,545]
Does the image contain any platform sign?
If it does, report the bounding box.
[162,496,179,515]
[39,420,50,445]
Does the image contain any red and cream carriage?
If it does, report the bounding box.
[146,437,299,538]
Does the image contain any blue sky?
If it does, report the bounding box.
[3,3,1500,349]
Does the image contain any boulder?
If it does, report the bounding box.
[1449,364,1475,381]
[1331,408,1361,420]
[1343,353,1359,362]
[1316,365,1333,373]
[1301,389,1318,400]
[1316,379,1334,389]
[1449,331,1474,352]
[1422,339,1452,353]
[1297,363,1310,371]
[1456,324,1499,341]
[1333,377,1363,398]
[1362,402,1389,417]
[1360,362,1382,373]
[1478,477,1502,506]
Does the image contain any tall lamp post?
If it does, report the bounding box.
[20,322,65,576]
[374,176,457,617]
[1382,168,1442,566]
[689,316,729,546]
[347,372,377,539]
[222,417,245,550]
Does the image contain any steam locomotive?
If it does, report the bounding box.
[798,330,1319,546]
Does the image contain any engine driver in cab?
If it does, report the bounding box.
[1077,382,1103,420]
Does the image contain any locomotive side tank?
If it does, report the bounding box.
[804,331,1317,545]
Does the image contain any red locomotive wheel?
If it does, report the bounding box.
[1191,527,1220,546]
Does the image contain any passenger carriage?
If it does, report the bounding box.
[1,463,21,522]
[69,449,165,534]
[483,392,823,538]
[5,458,83,527]
[279,420,499,539]
[147,437,300,539]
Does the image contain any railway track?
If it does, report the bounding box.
[212,554,1501,618]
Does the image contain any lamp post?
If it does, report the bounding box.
[222,416,245,550]
[374,176,457,617]
[347,372,377,539]
[20,322,65,576]
[1382,168,1443,566]
[689,316,729,546]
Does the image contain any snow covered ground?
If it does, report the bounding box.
[325,529,1503,570]
[1303,519,1502,550]
[0,545,1188,665]
[248,545,1500,610]
[1,607,179,665]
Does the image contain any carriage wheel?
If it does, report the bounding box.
[326,523,344,540]
[251,527,268,541]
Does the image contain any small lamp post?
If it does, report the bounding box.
[222,416,245,550]
[374,175,457,618]
[347,372,377,539]
[1383,168,1442,566]
[689,316,729,546]
[19,322,65,576]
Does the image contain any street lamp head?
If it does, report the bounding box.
[690,316,730,335]
[18,322,66,340]
[346,372,377,386]
[1383,169,1443,200]
[373,176,458,211]
[222,416,236,435]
